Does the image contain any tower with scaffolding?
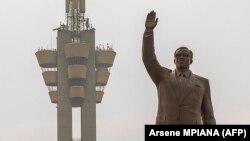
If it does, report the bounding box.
[35,0,116,141]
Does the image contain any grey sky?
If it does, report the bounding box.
[0,0,250,141]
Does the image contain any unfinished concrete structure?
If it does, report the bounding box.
[35,0,116,141]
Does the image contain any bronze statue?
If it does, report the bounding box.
[142,11,216,124]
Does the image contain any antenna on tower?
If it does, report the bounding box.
[64,0,90,43]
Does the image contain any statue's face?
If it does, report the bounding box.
[174,49,191,70]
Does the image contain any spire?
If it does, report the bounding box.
[64,0,90,42]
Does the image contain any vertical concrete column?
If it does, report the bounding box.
[80,29,96,141]
[57,30,73,141]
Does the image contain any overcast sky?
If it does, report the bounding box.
[0,0,250,141]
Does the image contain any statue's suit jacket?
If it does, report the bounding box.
[142,31,216,124]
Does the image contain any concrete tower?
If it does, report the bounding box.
[35,0,116,141]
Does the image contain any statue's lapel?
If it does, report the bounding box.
[178,73,196,104]
[167,70,179,104]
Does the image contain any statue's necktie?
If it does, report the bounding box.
[179,73,187,94]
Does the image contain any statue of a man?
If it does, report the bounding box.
[142,11,216,124]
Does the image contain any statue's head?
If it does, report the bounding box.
[174,46,193,71]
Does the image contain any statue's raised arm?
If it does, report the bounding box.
[142,11,162,85]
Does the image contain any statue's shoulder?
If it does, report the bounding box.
[162,67,172,73]
[160,67,175,79]
[192,73,208,82]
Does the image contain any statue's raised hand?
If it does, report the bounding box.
[145,11,158,30]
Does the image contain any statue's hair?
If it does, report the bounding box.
[174,46,193,63]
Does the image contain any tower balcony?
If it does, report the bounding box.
[70,86,85,107]
[95,50,116,68]
[35,49,57,68]
[96,69,110,86]
[68,65,87,80]
[49,91,58,104]
[42,71,57,86]
[64,43,90,59]
[96,91,104,104]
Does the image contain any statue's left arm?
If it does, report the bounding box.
[201,80,216,124]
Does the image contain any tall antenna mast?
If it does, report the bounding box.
[65,0,89,42]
